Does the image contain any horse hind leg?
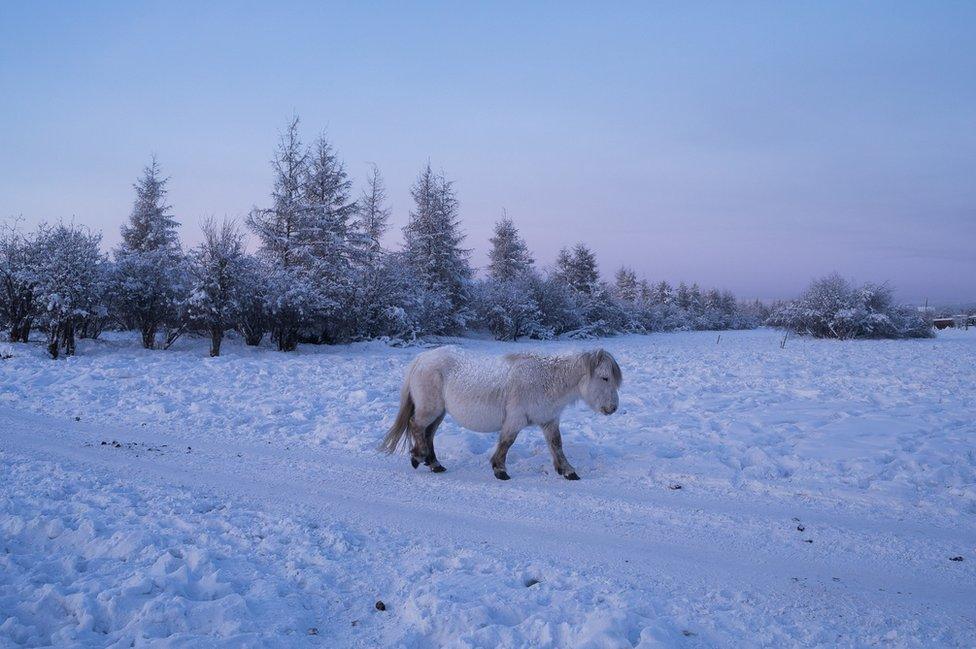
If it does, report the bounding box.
[408,407,442,470]
[423,412,447,473]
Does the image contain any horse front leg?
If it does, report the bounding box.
[490,420,525,480]
[542,420,579,480]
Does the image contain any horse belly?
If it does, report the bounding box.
[444,389,505,433]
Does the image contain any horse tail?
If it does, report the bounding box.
[379,379,414,454]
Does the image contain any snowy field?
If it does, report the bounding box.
[1,328,974,648]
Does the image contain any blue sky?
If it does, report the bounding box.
[1,2,974,301]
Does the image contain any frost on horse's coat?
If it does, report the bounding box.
[380,345,622,480]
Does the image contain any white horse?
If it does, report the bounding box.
[380,346,622,480]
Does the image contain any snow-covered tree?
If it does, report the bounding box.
[675,282,691,310]
[339,164,396,340]
[248,119,372,348]
[34,223,106,358]
[0,221,46,342]
[614,266,639,303]
[474,215,542,340]
[187,218,249,357]
[355,164,391,264]
[247,116,308,270]
[527,272,580,337]
[303,134,360,343]
[247,117,317,351]
[474,276,543,341]
[555,243,599,296]
[652,280,673,305]
[402,163,472,333]
[234,255,270,346]
[638,279,653,304]
[487,214,534,282]
[688,283,704,322]
[111,157,186,349]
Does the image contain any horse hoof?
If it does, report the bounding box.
[410,457,419,469]
[431,465,447,473]
[564,472,580,481]
[494,470,510,481]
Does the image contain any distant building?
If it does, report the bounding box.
[933,315,976,330]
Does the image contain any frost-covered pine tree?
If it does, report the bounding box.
[675,282,691,310]
[402,163,472,333]
[187,218,248,357]
[345,165,403,340]
[111,157,186,349]
[487,214,534,282]
[555,243,599,296]
[474,215,542,340]
[248,117,308,270]
[120,157,180,253]
[0,221,46,342]
[247,116,317,351]
[355,164,391,265]
[302,134,359,343]
[34,223,106,358]
[652,280,673,305]
[688,283,704,321]
[614,266,639,303]
[638,279,653,304]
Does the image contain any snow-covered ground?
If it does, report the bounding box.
[1,328,974,648]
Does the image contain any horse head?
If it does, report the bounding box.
[581,349,622,415]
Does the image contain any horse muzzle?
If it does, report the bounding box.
[601,405,617,415]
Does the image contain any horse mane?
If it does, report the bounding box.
[504,349,622,387]
[607,353,623,386]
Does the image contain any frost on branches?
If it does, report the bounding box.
[402,163,473,334]
[6,115,933,358]
[33,224,107,358]
[767,273,932,339]
[0,222,46,343]
[187,219,250,357]
[110,157,186,350]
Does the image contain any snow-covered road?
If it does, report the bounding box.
[2,329,974,647]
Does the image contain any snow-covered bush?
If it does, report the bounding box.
[187,219,250,357]
[0,221,47,342]
[473,276,546,341]
[767,274,932,339]
[521,273,578,338]
[234,255,270,346]
[33,223,107,358]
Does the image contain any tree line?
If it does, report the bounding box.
[1,116,767,358]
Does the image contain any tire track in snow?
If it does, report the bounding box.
[3,406,973,624]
